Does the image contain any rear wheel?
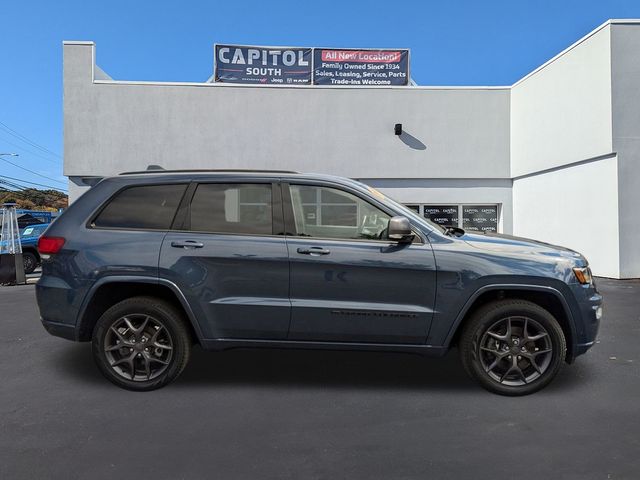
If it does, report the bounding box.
[92,296,191,391]
[22,252,38,274]
[459,299,566,396]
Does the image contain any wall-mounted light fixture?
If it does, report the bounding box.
[394,123,402,135]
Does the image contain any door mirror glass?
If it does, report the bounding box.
[388,216,414,243]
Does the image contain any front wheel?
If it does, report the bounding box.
[92,296,191,391]
[459,299,566,396]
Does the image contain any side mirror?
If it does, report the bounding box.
[388,216,414,243]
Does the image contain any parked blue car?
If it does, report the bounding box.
[0,222,49,274]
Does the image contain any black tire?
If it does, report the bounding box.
[92,296,191,391]
[22,252,38,274]
[459,299,566,396]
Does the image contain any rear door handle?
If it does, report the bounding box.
[171,240,204,249]
[297,246,330,256]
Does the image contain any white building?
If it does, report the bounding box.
[63,20,640,279]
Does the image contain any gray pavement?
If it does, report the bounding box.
[0,279,639,479]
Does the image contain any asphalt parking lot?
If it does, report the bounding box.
[1,279,639,479]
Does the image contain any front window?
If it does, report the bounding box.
[289,185,390,240]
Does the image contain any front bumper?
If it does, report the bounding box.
[568,282,603,359]
[575,340,597,357]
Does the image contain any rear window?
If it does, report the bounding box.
[189,183,273,235]
[93,184,187,230]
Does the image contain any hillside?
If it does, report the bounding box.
[0,187,68,211]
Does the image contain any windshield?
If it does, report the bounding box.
[21,225,45,238]
[353,181,447,234]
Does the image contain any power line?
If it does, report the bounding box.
[0,120,62,159]
[0,179,31,199]
[0,174,68,192]
[0,179,29,192]
[0,179,68,203]
[0,133,62,165]
[0,157,67,186]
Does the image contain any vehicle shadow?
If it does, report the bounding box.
[179,347,477,391]
[57,342,475,391]
[57,343,591,393]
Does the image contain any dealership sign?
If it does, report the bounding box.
[214,44,410,86]
[313,48,409,86]
[214,44,312,85]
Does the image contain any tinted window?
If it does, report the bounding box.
[190,183,272,235]
[289,185,390,240]
[94,184,187,230]
[462,205,498,233]
[424,205,459,227]
[404,204,420,214]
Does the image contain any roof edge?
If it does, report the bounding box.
[62,40,95,46]
[512,19,615,88]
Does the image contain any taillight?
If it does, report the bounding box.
[37,236,66,255]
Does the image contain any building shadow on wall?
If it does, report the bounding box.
[398,131,427,150]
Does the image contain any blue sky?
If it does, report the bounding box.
[1,0,639,192]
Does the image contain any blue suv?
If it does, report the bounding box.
[36,170,602,395]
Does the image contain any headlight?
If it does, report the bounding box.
[573,266,593,285]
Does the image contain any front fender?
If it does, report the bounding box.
[438,283,576,356]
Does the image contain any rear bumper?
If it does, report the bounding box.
[40,318,78,341]
[36,275,86,341]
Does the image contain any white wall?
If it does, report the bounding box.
[63,43,511,183]
[513,156,619,278]
[362,178,513,234]
[511,24,613,177]
[611,23,640,278]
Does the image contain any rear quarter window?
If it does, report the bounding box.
[93,184,187,230]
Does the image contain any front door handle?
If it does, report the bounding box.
[171,240,204,249]
[297,246,330,256]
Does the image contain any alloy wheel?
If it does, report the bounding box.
[23,255,36,273]
[476,316,553,386]
[103,314,174,381]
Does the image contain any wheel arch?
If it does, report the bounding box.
[445,284,577,362]
[76,276,205,345]
[22,246,40,261]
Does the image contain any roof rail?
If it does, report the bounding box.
[119,168,300,175]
